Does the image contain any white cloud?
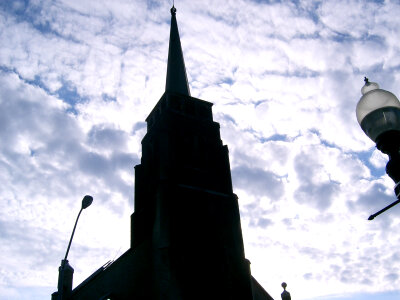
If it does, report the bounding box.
[369,149,387,169]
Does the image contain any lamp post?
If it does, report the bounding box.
[356,78,400,220]
[52,195,93,300]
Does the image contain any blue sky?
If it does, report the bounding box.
[1,0,400,299]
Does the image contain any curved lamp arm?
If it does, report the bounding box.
[63,195,93,262]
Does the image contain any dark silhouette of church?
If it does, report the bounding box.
[53,6,274,300]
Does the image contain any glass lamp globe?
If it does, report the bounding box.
[356,79,400,142]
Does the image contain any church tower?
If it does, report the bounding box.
[131,6,255,299]
[59,7,274,300]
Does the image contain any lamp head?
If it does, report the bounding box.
[356,78,400,142]
[81,195,93,209]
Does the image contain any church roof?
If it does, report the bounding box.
[165,6,191,96]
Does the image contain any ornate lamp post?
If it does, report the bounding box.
[356,78,400,220]
[52,195,93,300]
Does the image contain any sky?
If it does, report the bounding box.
[1,0,400,299]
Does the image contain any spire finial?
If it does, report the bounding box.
[171,2,176,15]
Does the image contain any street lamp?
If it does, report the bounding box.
[52,195,93,300]
[356,78,400,220]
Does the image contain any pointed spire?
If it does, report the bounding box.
[165,6,191,96]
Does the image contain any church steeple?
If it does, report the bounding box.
[61,6,274,300]
[165,6,191,96]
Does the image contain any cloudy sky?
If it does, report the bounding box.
[1,0,400,299]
